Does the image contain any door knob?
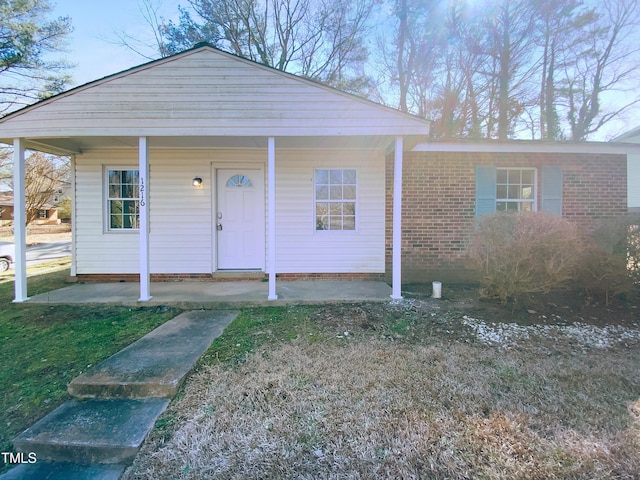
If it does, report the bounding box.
[217,223,223,231]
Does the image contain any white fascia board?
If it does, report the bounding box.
[412,141,640,155]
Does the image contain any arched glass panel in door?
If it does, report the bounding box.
[226,174,253,188]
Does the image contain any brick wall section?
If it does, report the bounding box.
[75,272,385,283]
[386,151,627,282]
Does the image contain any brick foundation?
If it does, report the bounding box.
[74,272,385,283]
[386,151,627,282]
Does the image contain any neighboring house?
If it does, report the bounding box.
[612,128,640,212]
[0,44,634,300]
[0,190,66,226]
[0,192,13,226]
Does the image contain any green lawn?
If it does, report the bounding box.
[0,260,182,472]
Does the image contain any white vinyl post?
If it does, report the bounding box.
[13,138,28,302]
[138,136,152,301]
[391,136,403,300]
[267,136,278,300]
[69,155,77,277]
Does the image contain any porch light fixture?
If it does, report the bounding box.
[192,176,203,188]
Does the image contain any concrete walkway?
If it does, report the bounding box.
[2,310,238,480]
[26,280,392,307]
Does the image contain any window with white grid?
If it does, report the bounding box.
[314,169,356,231]
[496,168,536,212]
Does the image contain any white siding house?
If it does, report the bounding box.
[0,44,430,301]
[613,127,640,211]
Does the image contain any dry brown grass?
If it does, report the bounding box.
[0,223,71,244]
[125,319,640,480]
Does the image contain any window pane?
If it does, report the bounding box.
[521,201,534,211]
[123,200,139,215]
[496,185,508,199]
[521,170,534,184]
[316,202,328,216]
[226,174,253,187]
[329,186,343,200]
[110,215,122,229]
[508,185,519,199]
[123,214,135,229]
[497,170,508,183]
[316,185,329,200]
[330,203,342,215]
[109,184,120,197]
[316,216,328,230]
[110,200,123,215]
[122,184,139,199]
[316,169,329,184]
[108,170,120,184]
[343,169,356,184]
[343,185,356,200]
[330,169,342,184]
[343,216,355,230]
[344,202,355,215]
[506,202,518,211]
[496,202,507,211]
[124,170,139,184]
[329,217,342,230]
[522,186,533,199]
[508,169,520,183]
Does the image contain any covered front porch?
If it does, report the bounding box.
[24,279,393,307]
[8,133,407,304]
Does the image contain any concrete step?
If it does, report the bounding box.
[12,398,169,466]
[68,310,238,399]
[0,461,124,480]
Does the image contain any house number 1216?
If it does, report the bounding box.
[140,177,146,207]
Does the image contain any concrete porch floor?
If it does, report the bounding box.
[25,280,393,307]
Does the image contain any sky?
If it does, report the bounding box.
[51,0,179,86]
[49,0,636,140]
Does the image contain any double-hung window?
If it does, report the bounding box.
[476,165,563,217]
[496,168,536,212]
[107,168,140,230]
[315,169,356,231]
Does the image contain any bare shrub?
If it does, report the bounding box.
[467,212,585,303]
[575,244,634,305]
[580,215,640,303]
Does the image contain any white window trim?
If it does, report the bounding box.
[313,168,358,233]
[104,166,140,233]
[496,167,537,212]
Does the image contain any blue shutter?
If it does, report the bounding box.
[541,166,563,215]
[475,166,496,217]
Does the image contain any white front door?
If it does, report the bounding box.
[216,168,265,270]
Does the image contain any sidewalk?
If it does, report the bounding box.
[2,310,238,480]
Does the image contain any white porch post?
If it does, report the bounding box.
[267,136,278,300]
[13,138,28,302]
[138,136,152,301]
[69,155,77,277]
[391,136,403,300]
